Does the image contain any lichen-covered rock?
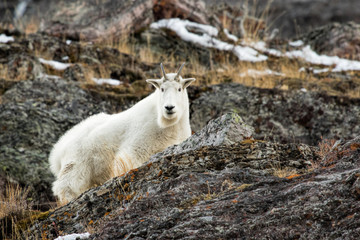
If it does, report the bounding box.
[210,0,360,39]
[150,112,254,161]
[153,0,209,25]
[303,21,360,60]
[190,83,360,145]
[0,76,116,207]
[24,121,316,239]
[11,0,211,42]
[23,119,360,239]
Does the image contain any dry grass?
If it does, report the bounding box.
[241,0,273,42]
[272,166,299,178]
[0,184,32,239]
[0,64,28,82]
[1,1,359,100]
[0,185,30,219]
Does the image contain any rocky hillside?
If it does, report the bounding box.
[19,114,360,239]
[0,0,360,239]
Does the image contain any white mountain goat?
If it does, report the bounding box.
[49,63,195,203]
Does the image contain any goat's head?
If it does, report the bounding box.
[146,63,196,128]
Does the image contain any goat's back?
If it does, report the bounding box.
[49,112,110,176]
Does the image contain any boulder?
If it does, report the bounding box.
[23,113,360,239]
[204,0,360,39]
[303,21,360,61]
[0,76,116,208]
[24,113,316,239]
[9,0,211,42]
[150,112,254,161]
[190,83,360,145]
[153,0,209,25]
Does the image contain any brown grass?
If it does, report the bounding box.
[1,0,359,100]
[0,184,30,219]
[271,162,299,178]
[0,184,31,239]
[0,64,28,82]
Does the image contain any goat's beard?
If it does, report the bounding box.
[158,112,180,128]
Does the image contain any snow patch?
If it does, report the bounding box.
[289,40,304,47]
[0,34,14,43]
[240,69,284,77]
[151,19,360,72]
[54,232,90,240]
[151,18,267,62]
[92,78,123,86]
[312,68,330,74]
[285,45,360,72]
[224,29,238,42]
[39,58,71,70]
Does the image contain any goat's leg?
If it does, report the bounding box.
[52,162,91,204]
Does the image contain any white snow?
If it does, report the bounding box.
[151,18,267,62]
[39,58,71,70]
[312,68,330,74]
[224,29,238,42]
[289,40,304,47]
[0,34,14,43]
[233,45,268,62]
[150,18,360,72]
[299,67,306,72]
[248,41,282,57]
[92,78,122,86]
[240,69,284,77]
[285,45,360,72]
[54,232,90,240]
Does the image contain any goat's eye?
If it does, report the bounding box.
[161,88,164,92]
[178,88,181,92]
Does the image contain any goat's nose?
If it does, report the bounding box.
[165,105,175,111]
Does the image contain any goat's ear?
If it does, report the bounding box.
[146,79,162,89]
[181,78,196,89]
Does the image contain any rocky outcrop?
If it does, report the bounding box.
[303,22,360,61]
[0,76,116,207]
[0,3,360,238]
[24,113,317,239]
[190,83,360,146]
[205,0,360,39]
[4,0,211,42]
[153,0,209,24]
[22,112,360,239]
[0,24,359,213]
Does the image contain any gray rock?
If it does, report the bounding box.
[24,111,317,239]
[150,112,254,161]
[22,116,360,240]
[0,76,115,207]
[205,0,360,39]
[190,83,360,145]
[303,21,360,60]
[9,0,211,42]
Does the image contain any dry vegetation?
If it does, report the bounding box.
[1,2,359,238]
[1,0,358,98]
[0,184,31,238]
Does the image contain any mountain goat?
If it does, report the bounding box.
[49,63,195,203]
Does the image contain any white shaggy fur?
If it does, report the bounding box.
[49,63,195,203]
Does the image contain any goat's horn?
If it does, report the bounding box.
[160,63,168,80]
[175,62,186,80]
